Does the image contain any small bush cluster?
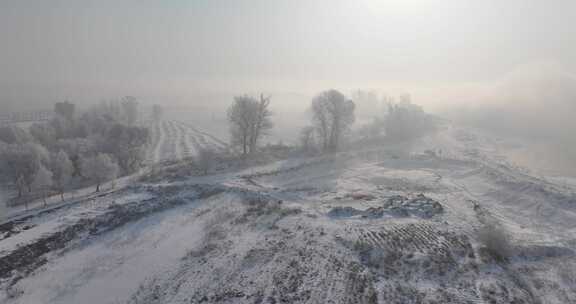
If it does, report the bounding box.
[477,223,512,262]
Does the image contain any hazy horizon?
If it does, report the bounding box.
[2,0,576,176]
[2,0,576,112]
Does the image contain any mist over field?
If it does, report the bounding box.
[2,1,576,303]
[3,0,576,176]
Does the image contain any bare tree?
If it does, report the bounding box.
[311,90,355,152]
[32,165,53,207]
[227,94,273,155]
[49,150,73,201]
[228,96,252,155]
[249,94,273,153]
[81,153,119,192]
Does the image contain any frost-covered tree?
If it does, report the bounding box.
[311,90,355,152]
[79,106,115,135]
[90,99,137,126]
[249,94,273,153]
[0,125,31,144]
[384,98,437,142]
[0,143,48,197]
[56,138,95,177]
[102,124,150,174]
[22,143,50,193]
[32,165,53,207]
[49,150,73,201]
[29,122,57,149]
[81,153,119,192]
[0,99,152,202]
[228,97,253,155]
[227,94,273,155]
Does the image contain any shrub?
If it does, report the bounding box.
[477,223,512,262]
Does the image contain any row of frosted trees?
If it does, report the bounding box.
[0,99,151,208]
[226,90,357,156]
[226,89,436,156]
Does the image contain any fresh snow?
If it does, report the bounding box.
[1,124,576,303]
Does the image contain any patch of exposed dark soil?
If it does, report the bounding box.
[327,206,365,218]
[0,221,35,242]
[328,194,444,219]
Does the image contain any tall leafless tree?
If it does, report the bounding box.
[227,94,273,155]
[249,94,273,153]
[311,90,355,152]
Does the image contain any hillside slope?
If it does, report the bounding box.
[1,126,575,304]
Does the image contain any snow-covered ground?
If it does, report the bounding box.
[146,120,229,164]
[1,125,576,303]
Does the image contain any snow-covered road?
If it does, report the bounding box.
[12,194,217,304]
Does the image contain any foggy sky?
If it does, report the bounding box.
[1,0,576,110]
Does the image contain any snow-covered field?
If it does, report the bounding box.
[146,120,229,164]
[1,125,576,303]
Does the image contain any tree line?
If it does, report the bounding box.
[226,89,437,156]
[0,98,152,207]
[0,89,437,208]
